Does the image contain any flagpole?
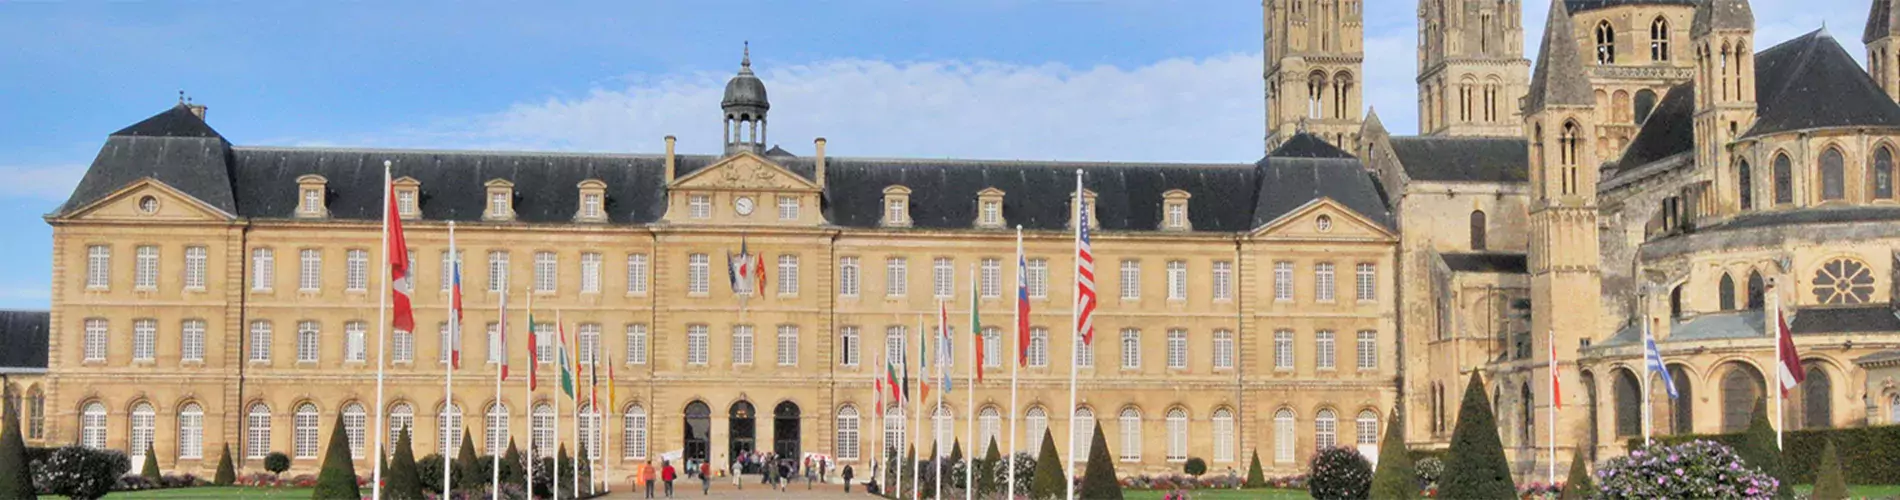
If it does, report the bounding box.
[1548,327,1558,486]
[588,347,597,495]
[570,315,581,498]
[444,221,457,500]
[913,313,923,500]
[373,161,392,500]
[553,310,563,500]
[1770,279,1783,450]
[966,267,976,500]
[1641,317,1653,447]
[523,292,535,500]
[935,301,946,500]
[1008,225,1023,500]
[1066,170,1082,500]
[493,285,506,500]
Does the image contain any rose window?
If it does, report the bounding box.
[1811,258,1874,305]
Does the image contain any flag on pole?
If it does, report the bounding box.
[1776,310,1804,398]
[386,180,415,333]
[1645,330,1678,399]
[449,258,464,369]
[919,321,932,403]
[875,358,886,419]
[971,275,985,382]
[1548,329,1561,409]
[1075,202,1097,346]
[755,252,767,295]
[526,295,539,390]
[1016,252,1031,366]
[887,352,903,404]
[559,321,576,398]
[939,301,953,393]
[606,350,615,409]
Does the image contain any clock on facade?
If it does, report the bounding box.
[734,196,756,216]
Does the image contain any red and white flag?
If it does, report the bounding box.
[497,287,509,380]
[1074,202,1097,346]
[1548,329,1561,409]
[1777,310,1804,397]
[386,178,415,333]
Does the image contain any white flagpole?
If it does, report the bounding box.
[1641,317,1653,447]
[373,161,392,500]
[1548,327,1558,486]
[523,293,534,500]
[966,267,976,500]
[445,221,457,500]
[553,310,563,500]
[912,313,923,500]
[493,285,506,500]
[1008,225,1023,500]
[935,301,946,500]
[1770,279,1783,450]
[570,316,580,499]
[1066,170,1082,500]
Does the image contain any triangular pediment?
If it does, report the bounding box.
[61,178,235,222]
[671,151,818,192]
[1251,198,1394,240]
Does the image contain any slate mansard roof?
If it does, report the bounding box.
[56,104,1392,234]
[1387,136,1529,183]
[0,310,49,372]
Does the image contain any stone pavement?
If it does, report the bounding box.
[596,476,873,499]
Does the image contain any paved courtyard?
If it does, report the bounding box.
[597,476,872,499]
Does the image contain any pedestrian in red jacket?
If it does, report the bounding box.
[661,461,678,498]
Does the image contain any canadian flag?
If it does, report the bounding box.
[387,176,415,333]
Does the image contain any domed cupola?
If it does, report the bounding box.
[723,42,770,156]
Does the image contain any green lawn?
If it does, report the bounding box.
[1792,483,1900,499]
[1123,488,1309,500]
[39,486,314,499]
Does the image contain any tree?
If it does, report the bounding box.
[979,437,1002,497]
[214,444,237,486]
[455,429,480,491]
[314,413,362,500]
[1369,410,1416,500]
[1183,457,1207,477]
[1245,449,1266,488]
[1307,447,1372,500]
[1558,445,1593,500]
[1737,399,1791,499]
[1811,439,1848,500]
[1440,372,1515,500]
[141,442,162,482]
[385,425,425,500]
[947,439,964,491]
[501,439,526,485]
[0,397,34,499]
[1028,428,1065,500]
[1077,422,1122,500]
[265,451,291,477]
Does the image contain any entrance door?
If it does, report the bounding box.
[774,401,801,459]
[684,401,710,463]
[729,401,756,465]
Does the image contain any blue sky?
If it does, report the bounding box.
[0,0,1874,308]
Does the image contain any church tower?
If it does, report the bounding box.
[1867,0,1900,101]
[1525,0,1601,467]
[1693,0,1756,214]
[1416,0,1531,137]
[1264,0,1365,151]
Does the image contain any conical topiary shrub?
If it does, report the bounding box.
[314,413,362,499]
[0,398,33,499]
[140,442,162,482]
[215,443,237,486]
[979,437,1002,497]
[455,429,479,491]
[1737,399,1791,499]
[1811,439,1848,500]
[1028,428,1065,500]
[1368,409,1415,500]
[501,439,525,485]
[1078,423,1123,500]
[947,439,964,490]
[1246,449,1266,488]
[1558,445,1593,500]
[385,425,425,500]
[1440,372,1515,500]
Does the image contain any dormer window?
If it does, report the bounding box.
[1162,189,1192,231]
[484,179,516,222]
[296,175,328,219]
[975,187,1006,229]
[1070,189,1099,230]
[393,177,421,220]
[778,195,799,221]
[689,194,712,219]
[883,186,913,227]
[575,179,607,223]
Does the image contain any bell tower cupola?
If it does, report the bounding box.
[723,42,770,156]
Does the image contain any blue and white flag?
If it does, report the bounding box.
[1645,335,1679,399]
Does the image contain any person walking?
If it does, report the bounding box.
[699,460,711,495]
[805,457,815,489]
[638,461,656,499]
[731,455,742,491]
[661,460,677,498]
[842,464,855,493]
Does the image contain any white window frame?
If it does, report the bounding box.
[778,254,799,295]
[1213,329,1234,370]
[293,321,319,363]
[1075,331,1094,368]
[486,322,502,364]
[1316,330,1336,370]
[347,321,367,362]
[1316,409,1339,450]
[487,251,509,293]
[252,248,274,291]
[184,246,207,290]
[1274,409,1295,464]
[1029,328,1049,368]
[179,403,206,459]
[132,318,156,361]
[1119,408,1141,462]
[1166,408,1188,462]
[182,319,206,363]
[294,403,320,459]
[983,327,1002,368]
[1167,203,1186,228]
[834,406,860,462]
[134,245,158,290]
[438,403,464,456]
[246,403,271,459]
[1026,407,1048,452]
[299,249,321,292]
[1213,409,1235,463]
[687,325,709,365]
[582,193,602,218]
[533,251,557,293]
[1120,329,1141,369]
[86,245,111,289]
[580,252,602,293]
[840,326,860,367]
[394,329,415,363]
[1273,261,1293,301]
[626,254,649,294]
[1357,330,1378,370]
[1357,411,1379,446]
[442,250,461,291]
[1166,329,1187,369]
[1073,408,1095,461]
[886,326,908,367]
[933,257,954,298]
[624,405,648,459]
[397,190,417,217]
[1027,258,1049,298]
[486,403,510,455]
[688,254,709,295]
[1166,260,1187,300]
[130,402,155,465]
[83,318,108,361]
[303,188,323,215]
[249,321,272,363]
[982,200,1001,226]
[1274,330,1293,370]
[839,257,860,297]
[490,192,510,217]
[689,194,711,219]
[1316,262,1336,302]
[387,404,414,453]
[981,258,1001,298]
[1356,262,1376,302]
[531,404,554,458]
[776,324,799,366]
[1119,259,1140,300]
[346,249,368,291]
[778,195,799,220]
[887,257,908,297]
[626,324,649,365]
[1212,260,1232,301]
[81,403,107,449]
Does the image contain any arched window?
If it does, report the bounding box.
[1596,21,1617,64]
[978,407,1002,452]
[80,402,106,449]
[1821,148,1846,201]
[293,403,319,459]
[1520,382,1535,446]
[342,403,366,459]
[1719,274,1737,311]
[1308,72,1327,119]
[388,403,415,452]
[1774,153,1794,205]
[1875,147,1895,199]
[438,402,463,456]
[578,403,599,459]
[1166,408,1188,462]
[624,404,648,459]
[1356,410,1378,446]
[1668,365,1694,435]
[1273,409,1296,464]
[1803,366,1833,429]
[531,403,554,458]
[1212,408,1235,463]
[1814,258,1876,304]
[1669,285,1683,319]
[246,403,271,459]
[1649,17,1670,61]
[1073,407,1096,461]
[485,402,508,455]
[1721,363,1765,432]
[933,405,954,453]
[884,406,907,458]
[178,403,205,459]
[1470,210,1488,250]
[1316,409,1338,450]
[1738,159,1754,209]
[1747,271,1765,309]
[1118,408,1141,462]
[1025,407,1047,452]
[130,402,155,463]
[1333,72,1355,120]
[835,406,859,461]
[1614,369,1641,437]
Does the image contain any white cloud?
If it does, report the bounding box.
[0,165,86,201]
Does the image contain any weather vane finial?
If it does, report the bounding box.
[742,41,751,69]
[178,90,185,104]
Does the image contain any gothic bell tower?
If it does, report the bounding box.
[1416,0,1530,137]
[1264,0,1365,152]
[1693,0,1757,214]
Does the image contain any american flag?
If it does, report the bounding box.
[1075,200,1096,346]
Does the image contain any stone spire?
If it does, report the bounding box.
[1525,0,1594,114]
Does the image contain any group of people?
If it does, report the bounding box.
[730,452,839,492]
[635,459,712,498]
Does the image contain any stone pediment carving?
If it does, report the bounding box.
[671,152,817,192]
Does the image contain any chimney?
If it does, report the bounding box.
[186,103,207,120]
[814,137,827,188]
[664,135,677,183]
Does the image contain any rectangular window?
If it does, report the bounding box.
[1315,262,1336,302]
[983,327,1002,368]
[626,324,648,365]
[626,254,649,294]
[1316,330,1336,370]
[1027,258,1049,298]
[439,251,458,291]
[298,321,320,363]
[182,319,206,362]
[688,254,710,294]
[839,257,860,297]
[887,199,906,224]
[777,255,799,295]
[933,257,954,298]
[438,323,457,364]
[578,324,600,365]
[1166,260,1187,300]
[533,251,557,293]
[532,324,553,364]
[249,321,272,362]
[778,195,799,220]
[1213,330,1234,369]
[777,325,799,366]
[304,188,322,214]
[490,192,509,217]
[184,246,207,290]
[1212,261,1232,301]
[1273,261,1293,301]
[1357,330,1378,370]
[132,318,156,361]
[583,193,602,218]
[686,325,709,365]
[1167,203,1186,228]
[1029,328,1049,368]
[1120,260,1140,299]
[732,325,754,365]
[299,249,321,291]
[839,327,860,367]
[486,323,502,363]
[488,251,509,292]
[982,200,1000,226]
[346,321,367,362]
[346,249,368,291]
[251,248,273,291]
[1166,329,1186,369]
[86,245,110,289]
[1075,333,1094,368]
[580,252,601,293]
[83,319,107,361]
[980,258,1001,298]
[1120,329,1141,369]
[689,194,711,219]
[1356,263,1376,302]
[886,326,908,367]
[1273,330,1293,370]
[394,329,414,363]
[134,245,158,289]
[886,257,908,297]
[397,190,416,216]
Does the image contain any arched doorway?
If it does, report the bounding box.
[1721,363,1765,433]
[774,401,801,459]
[684,401,710,463]
[730,401,756,463]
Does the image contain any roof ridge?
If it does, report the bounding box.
[233,145,675,160]
[827,155,1254,169]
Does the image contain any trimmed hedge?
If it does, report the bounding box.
[1628,424,1900,485]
